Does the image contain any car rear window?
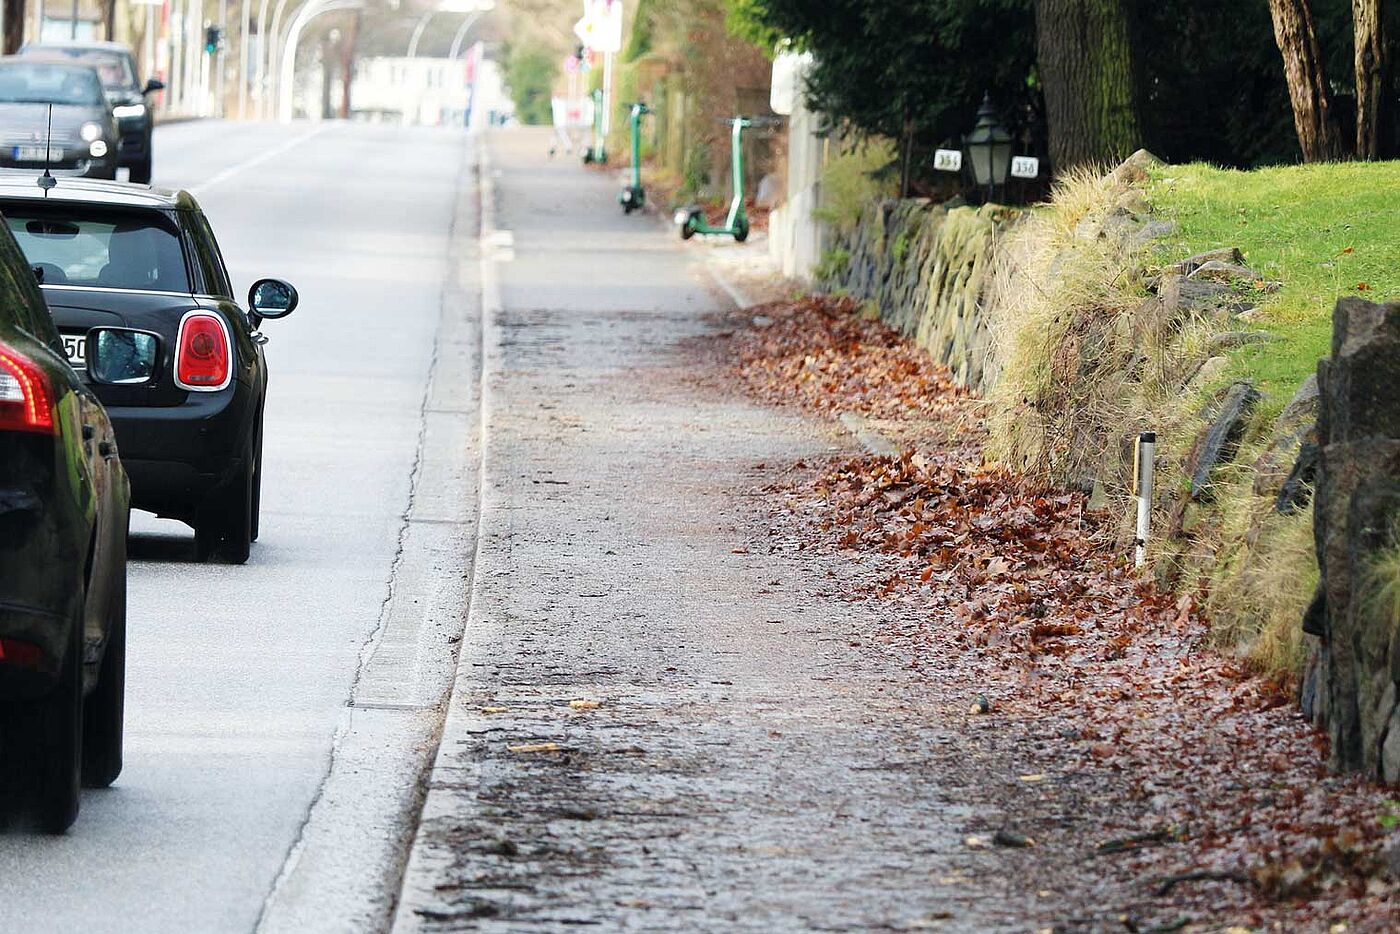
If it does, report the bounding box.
[3,206,189,293]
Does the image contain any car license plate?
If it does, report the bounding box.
[61,333,86,367]
[12,145,62,161]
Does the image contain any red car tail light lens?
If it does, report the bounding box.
[0,638,43,669]
[175,312,231,391]
[0,342,55,434]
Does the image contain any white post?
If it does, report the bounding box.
[252,0,274,117]
[1134,431,1156,567]
[600,49,612,138]
[184,0,200,112]
[238,0,251,118]
[145,4,156,87]
[215,0,227,115]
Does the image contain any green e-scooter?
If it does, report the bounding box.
[675,115,770,242]
[581,88,607,166]
[619,101,650,214]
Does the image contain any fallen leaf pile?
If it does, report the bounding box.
[728,295,965,420]
[708,295,1400,929]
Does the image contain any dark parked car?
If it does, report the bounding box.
[0,209,135,832]
[18,42,162,183]
[0,58,119,179]
[0,176,297,563]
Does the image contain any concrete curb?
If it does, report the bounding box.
[387,132,499,934]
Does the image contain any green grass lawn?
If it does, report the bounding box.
[1148,161,1400,407]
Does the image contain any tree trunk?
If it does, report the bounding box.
[899,104,914,199]
[1032,0,1142,170]
[340,11,360,120]
[3,0,24,55]
[1268,0,1346,161]
[1353,0,1387,159]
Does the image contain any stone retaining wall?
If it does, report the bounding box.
[822,200,1013,394]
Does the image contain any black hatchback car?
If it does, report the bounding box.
[0,213,135,832]
[0,176,298,563]
[18,42,162,183]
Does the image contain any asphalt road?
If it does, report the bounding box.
[0,120,477,932]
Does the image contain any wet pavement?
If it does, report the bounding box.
[393,129,1052,932]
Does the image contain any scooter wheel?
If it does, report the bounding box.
[733,219,750,243]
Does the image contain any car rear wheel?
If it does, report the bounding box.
[129,152,153,185]
[195,458,254,565]
[250,419,264,544]
[3,614,85,833]
[82,553,125,789]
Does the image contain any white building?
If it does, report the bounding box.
[350,56,473,127]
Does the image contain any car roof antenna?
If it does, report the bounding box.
[37,104,56,195]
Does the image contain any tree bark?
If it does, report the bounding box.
[1353,0,1387,159]
[1268,0,1346,161]
[1032,0,1142,170]
[340,11,361,120]
[3,0,24,55]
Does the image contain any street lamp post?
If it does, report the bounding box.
[405,11,434,57]
[963,92,1013,204]
[447,5,492,60]
[277,0,363,121]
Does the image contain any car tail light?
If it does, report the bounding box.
[0,342,55,434]
[176,312,231,391]
[0,638,43,669]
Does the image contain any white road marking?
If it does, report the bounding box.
[188,124,326,195]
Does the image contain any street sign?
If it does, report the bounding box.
[934,149,962,172]
[574,0,623,53]
[1011,155,1040,179]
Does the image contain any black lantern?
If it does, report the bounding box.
[963,93,1013,203]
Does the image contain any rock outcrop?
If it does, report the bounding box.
[1304,298,1400,780]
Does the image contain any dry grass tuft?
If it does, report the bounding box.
[1206,491,1317,677]
[984,166,1214,530]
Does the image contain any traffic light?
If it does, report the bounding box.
[204,26,224,55]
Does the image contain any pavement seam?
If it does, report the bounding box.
[253,134,481,934]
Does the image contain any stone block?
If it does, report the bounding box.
[1308,299,1400,778]
[1188,380,1261,500]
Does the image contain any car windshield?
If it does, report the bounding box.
[3,207,189,292]
[23,48,136,91]
[0,62,104,106]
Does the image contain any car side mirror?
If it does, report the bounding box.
[143,78,165,95]
[85,328,159,385]
[249,278,297,321]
